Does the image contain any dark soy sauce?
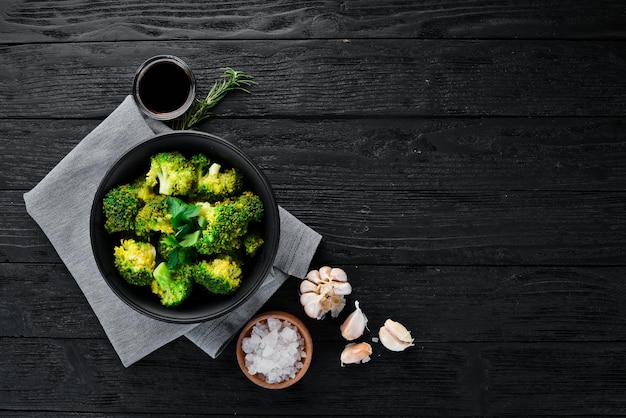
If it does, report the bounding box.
[138,62,191,113]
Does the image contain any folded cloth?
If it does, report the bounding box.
[23,95,322,367]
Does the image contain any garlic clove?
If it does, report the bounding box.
[340,342,373,366]
[299,292,317,306]
[305,269,322,284]
[378,319,414,352]
[300,293,324,319]
[318,266,332,281]
[383,319,413,344]
[329,267,348,282]
[378,327,407,352]
[331,281,352,296]
[303,299,324,320]
[340,301,368,341]
[299,279,318,294]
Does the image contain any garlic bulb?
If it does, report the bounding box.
[340,342,372,366]
[340,300,368,341]
[299,266,352,320]
[378,319,414,352]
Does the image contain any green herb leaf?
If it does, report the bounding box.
[173,68,257,130]
[178,247,196,265]
[163,198,204,269]
[161,234,180,248]
[179,230,200,247]
[166,248,181,270]
[168,196,201,231]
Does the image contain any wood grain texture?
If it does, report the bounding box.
[1,39,625,118]
[287,189,626,266]
[4,188,626,265]
[1,337,624,415]
[482,343,626,415]
[3,117,626,192]
[3,263,626,342]
[2,0,626,415]
[0,338,472,415]
[0,0,624,43]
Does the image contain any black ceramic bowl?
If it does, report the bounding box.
[90,131,280,323]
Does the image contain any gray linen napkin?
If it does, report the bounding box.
[23,95,322,367]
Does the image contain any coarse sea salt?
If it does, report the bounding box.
[241,318,306,384]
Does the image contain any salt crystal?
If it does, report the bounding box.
[242,317,306,384]
[262,344,275,357]
[249,333,262,346]
[267,317,282,332]
[280,326,296,341]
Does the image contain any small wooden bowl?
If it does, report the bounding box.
[236,311,313,389]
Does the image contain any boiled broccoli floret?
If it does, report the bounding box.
[195,191,264,255]
[194,201,240,255]
[113,239,156,286]
[230,191,264,223]
[134,196,173,237]
[103,184,141,233]
[102,150,267,307]
[243,232,264,256]
[190,153,244,202]
[187,258,242,295]
[150,262,193,307]
[145,152,195,196]
[193,201,214,219]
[131,176,158,203]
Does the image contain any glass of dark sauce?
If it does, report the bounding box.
[132,55,196,121]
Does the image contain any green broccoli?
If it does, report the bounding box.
[195,201,240,255]
[102,150,267,308]
[131,176,158,203]
[243,232,264,256]
[195,191,264,255]
[190,153,244,202]
[188,258,242,295]
[150,262,193,307]
[103,184,141,233]
[113,239,156,286]
[194,201,214,219]
[145,152,195,196]
[230,190,264,223]
[134,195,174,237]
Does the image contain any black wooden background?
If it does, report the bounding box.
[1,1,626,416]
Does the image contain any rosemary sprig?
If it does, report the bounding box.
[173,67,257,130]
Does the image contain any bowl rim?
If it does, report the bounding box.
[89,130,280,324]
[236,311,313,389]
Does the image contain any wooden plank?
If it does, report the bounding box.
[482,343,626,415]
[3,117,626,192]
[0,1,624,43]
[0,120,92,190]
[0,338,477,415]
[4,188,626,265]
[0,263,102,338]
[1,40,624,118]
[287,190,626,266]
[3,263,626,342]
[0,191,61,264]
[1,337,624,415]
